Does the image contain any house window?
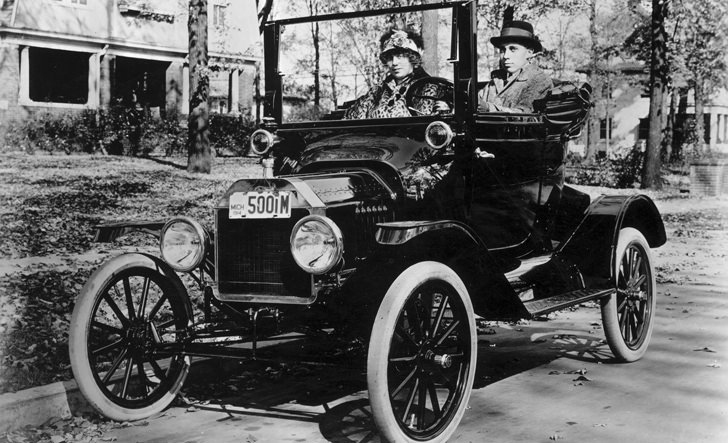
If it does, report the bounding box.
[213,4,226,27]
[599,118,613,140]
[54,0,88,5]
[638,117,649,140]
[28,47,89,104]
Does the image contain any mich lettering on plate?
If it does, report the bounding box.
[229,191,291,219]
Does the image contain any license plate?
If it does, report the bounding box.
[229,191,291,219]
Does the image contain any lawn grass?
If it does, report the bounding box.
[0,153,263,394]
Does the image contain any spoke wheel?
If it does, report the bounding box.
[70,254,191,421]
[368,261,476,443]
[601,228,656,362]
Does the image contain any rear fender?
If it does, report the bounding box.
[557,194,666,288]
[342,221,527,319]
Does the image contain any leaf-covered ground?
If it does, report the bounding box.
[0,153,263,394]
[0,153,726,441]
[0,153,725,398]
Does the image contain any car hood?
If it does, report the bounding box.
[216,169,396,210]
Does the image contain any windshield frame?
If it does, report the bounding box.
[261,0,477,131]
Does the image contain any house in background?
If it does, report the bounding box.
[0,0,261,127]
[576,60,728,158]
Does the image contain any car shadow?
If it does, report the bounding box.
[180,322,615,442]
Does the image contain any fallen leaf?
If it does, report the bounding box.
[693,347,717,353]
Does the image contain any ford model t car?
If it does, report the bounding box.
[69,1,666,442]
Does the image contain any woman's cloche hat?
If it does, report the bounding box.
[490,20,543,53]
[379,29,423,63]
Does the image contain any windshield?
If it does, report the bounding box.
[276,7,455,123]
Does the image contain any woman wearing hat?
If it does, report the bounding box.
[479,20,553,112]
[344,29,445,119]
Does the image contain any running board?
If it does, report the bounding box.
[523,288,614,317]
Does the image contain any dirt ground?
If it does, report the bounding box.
[1,154,727,442]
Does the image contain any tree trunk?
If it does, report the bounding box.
[308,1,320,111]
[641,0,668,189]
[694,78,706,156]
[422,0,439,76]
[585,0,599,163]
[312,21,321,109]
[663,86,675,162]
[187,0,211,174]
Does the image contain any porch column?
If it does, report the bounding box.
[18,46,29,103]
[182,64,189,115]
[99,54,114,109]
[87,53,100,109]
[710,112,718,151]
[229,68,239,114]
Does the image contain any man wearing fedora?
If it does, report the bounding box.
[479,20,553,113]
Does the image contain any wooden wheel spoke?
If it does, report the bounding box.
[101,348,129,385]
[137,277,151,319]
[91,320,123,335]
[617,295,629,313]
[427,380,441,417]
[392,366,418,398]
[434,319,461,347]
[417,377,427,429]
[155,318,176,332]
[120,356,135,399]
[134,357,151,394]
[121,278,136,321]
[149,359,168,381]
[632,273,647,290]
[401,378,420,425]
[92,338,125,357]
[103,292,129,327]
[395,326,419,348]
[431,294,449,338]
[406,303,424,341]
[619,309,629,340]
[148,294,169,323]
[390,355,418,363]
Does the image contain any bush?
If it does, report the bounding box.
[209,113,256,156]
[1,109,256,157]
[566,144,644,188]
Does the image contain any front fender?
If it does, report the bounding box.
[557,194,666,288]
[93,220,167,242]
[367,221,527,319]
[85,252,194,324]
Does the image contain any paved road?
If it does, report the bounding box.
[97,275,728,443]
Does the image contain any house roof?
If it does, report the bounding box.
[577,61,647,75]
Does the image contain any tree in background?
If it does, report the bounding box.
[673,0,728,158]
[187,0,211,173]
[641,0,668,189]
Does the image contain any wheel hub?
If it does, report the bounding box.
[126,320,152,354]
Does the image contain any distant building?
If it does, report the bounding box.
[577,60,728,156]
[0,0,261,124]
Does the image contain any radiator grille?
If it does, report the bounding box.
[215,209,310,297]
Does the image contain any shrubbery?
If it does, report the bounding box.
[1,109,256,157]
[566,144,645,188]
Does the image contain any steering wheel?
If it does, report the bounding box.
[405,76,454,116]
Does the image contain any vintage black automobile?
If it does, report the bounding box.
[69,2,666,442]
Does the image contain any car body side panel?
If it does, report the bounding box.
[557,194,666,288]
